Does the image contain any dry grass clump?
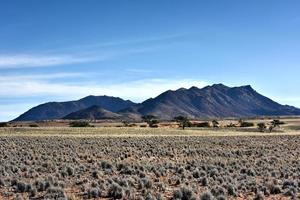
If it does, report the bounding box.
[0,135,300,199]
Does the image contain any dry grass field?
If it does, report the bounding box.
[0,118,300,200]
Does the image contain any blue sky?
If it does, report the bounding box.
[0,0,300,121]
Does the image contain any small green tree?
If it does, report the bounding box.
[257,122,266,132]
[142,115,159,127]
[174,116,191,130]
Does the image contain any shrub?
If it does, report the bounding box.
[257,123,267,132]
[29,187,37,197]
[35,180,47,192]
[212,120,219,127]
[195,122,211,128]
[16,181,27,193]
[227,184,237,196]
[150,124,159,128]
[254,192,264,200]
[0,122,8,127]
[201,177,208,186]
[128,123,138,127]
[240,121,254,127]
[180,187,195,200]
[269,184,281,194]
[173,187,195,200]
[29,124,39,127]
[142,115,160,127]
[45,187,66,199]
[192,169,200,178]
[88,187,100,198]
[100,160,112,169]
[226,123,236,127]
[66,166,74,176]
[211,186,226,197]
[69,121,92,127]
[271,119,285,126]
[174,116,192,130]
[283,186,297,197]
[141,178,152,189]
[200,191,214,200]
[108,183,123,199]
[173,189,183,199]
[91,171,99,179]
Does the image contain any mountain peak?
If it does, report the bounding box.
[189,86,199,90]
[211,83,230,89]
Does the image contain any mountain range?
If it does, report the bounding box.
[14,96,135,121]
[13,84,300,121]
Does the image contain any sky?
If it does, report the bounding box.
[0,0,300,121]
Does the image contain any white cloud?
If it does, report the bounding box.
[0,54,102,68]
[0,76,208,102]
[0,72,84,81]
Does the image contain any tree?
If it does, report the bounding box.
[122,121,129,127]
[142,115,159,127]
[212,120,219,128]
[269,119,283,133]
[257,122,266,132]
[174,116,191,130]
[69,121,93,127]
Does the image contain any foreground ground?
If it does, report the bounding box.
[0,127,299,199]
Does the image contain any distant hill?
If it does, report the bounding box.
[63,105,123,120]
[118,84,300,119]
[13,84,300,121]
[13,96,136,121]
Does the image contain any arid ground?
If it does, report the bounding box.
[0,118,300,200]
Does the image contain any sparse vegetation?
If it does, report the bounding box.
[212,120,219,128]
[0,118,300,199]
[174,116,191,129]
[0,122,8,127]
[269,119,284,133]
[239,120,255,127]
[69,121,93,127]
[29,124,39,127]
[257,122,267,132]
[142,115,160,128]
[194,122,211,128]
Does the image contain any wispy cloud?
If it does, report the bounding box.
[0,32,186,69]
[0,74,208,102]
[44,33,187,54]
[0,75,209,121]
[0,45,158,69]
[0,54,105,69]
[0,72,84,81]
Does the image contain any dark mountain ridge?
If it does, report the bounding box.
[13,96,136,121]
[118,84,300,119]
[13,84,300,121]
